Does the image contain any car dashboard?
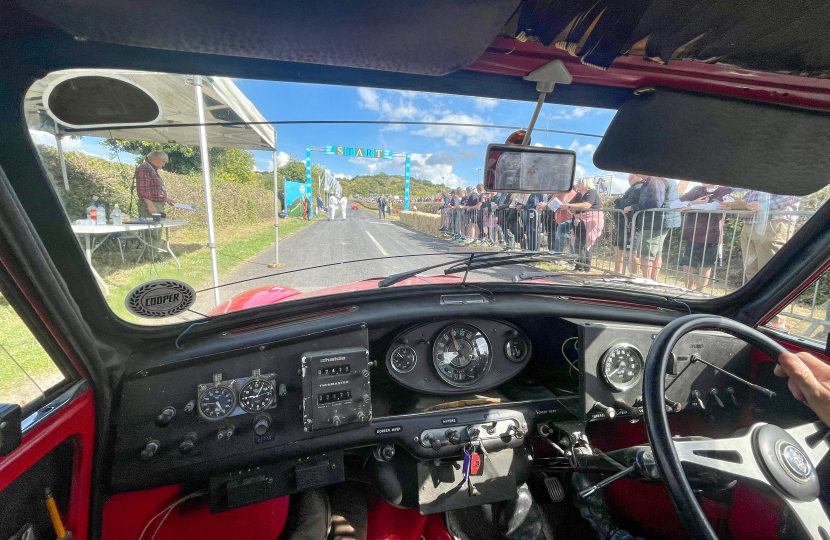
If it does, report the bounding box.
[111,294,752,513]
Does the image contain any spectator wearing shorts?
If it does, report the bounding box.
[670,184,733,291]
[624,176,668,279]
[537,189,575,252]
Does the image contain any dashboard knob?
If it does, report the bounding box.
[726,387,739,406]
[431,438,442,451]
[373,443,396,462]
[141,440,160,460]
[466,426,481,441]
[691,390,706,410]
[278,384,288,398]
[178,433,197,455]
[445,429,461,445]
[664,397,683,413]
[254,414,271,436]
[333,416,341,427]
[709,388,725,409]
[590,402,616,419]
[614,400,641,419]
[155,406,176,427]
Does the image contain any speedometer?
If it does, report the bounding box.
[432,324,492,387]
[600,344,644,391]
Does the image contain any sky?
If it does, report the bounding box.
[30,77,632,193]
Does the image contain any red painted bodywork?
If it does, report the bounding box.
[466,38,830,111]
[0,389,95,540]
[101,485,289,540]
[207,285,302,315]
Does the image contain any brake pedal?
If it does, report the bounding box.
[544,476,565,502]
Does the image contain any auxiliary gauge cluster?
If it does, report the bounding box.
[385,320,532,394]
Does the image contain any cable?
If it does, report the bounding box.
[175,321,210,349]
[561,336,580,378]
[668,297,692,314]
[138,490,208,540]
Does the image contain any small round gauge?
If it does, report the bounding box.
[432,324,493,387]
[390,345,417,373]
[239,378,275,412]
[504,336,530,363]
[600,344,644,391]
[198,385,236,421]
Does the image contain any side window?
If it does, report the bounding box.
[0,293,66,406]
[772,269,830,344]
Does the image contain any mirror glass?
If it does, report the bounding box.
[484,144,576,193]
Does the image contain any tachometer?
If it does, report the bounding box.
[390,345,417,373]
[198,385,237,421]
[239,378,275,412]
[432,324,492,387]
[600,344,644,391]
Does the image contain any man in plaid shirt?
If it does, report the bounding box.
[135,150,174,218]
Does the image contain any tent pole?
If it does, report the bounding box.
[192,75,221,307]
[55,127,70,192]
[272,128,281,267]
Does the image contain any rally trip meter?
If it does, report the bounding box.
[432,323,493,387]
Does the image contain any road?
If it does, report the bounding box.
[194,208,530,312]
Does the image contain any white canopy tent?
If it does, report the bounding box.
[24,69,280,307]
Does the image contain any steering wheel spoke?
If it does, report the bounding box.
[673,433,765,483]
[783,497,830,540]
[785,421,830,468]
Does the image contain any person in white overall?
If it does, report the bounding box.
[340,195,348,220]
[328,194,339,221]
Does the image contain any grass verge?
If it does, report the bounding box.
[0,217,316,404]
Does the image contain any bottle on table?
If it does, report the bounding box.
[88,201,97,222]
[96,204,105,225]
[112,204,122,226]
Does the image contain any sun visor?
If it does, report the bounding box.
[593,89,830,196]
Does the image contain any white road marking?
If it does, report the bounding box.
[366,231,389,256]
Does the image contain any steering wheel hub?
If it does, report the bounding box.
[753,424,819,500]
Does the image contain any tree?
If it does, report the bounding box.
[100,139,257,183]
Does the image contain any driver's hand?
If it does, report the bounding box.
[775,352,830,426]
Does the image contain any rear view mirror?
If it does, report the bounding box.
[484,144,576,193]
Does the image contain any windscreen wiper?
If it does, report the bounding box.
[378,251,574,288]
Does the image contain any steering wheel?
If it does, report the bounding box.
[643,314,830,540]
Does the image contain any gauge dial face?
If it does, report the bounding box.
[390,345,417,373]
[239,378,275,412]
[504,336,529,363]
[601,344,644,391]
[198,385,237,421]
[432,324,493,387]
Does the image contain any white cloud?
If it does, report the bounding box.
[411,113,498,147]
[545,106,610,121]
[569,139,596,158]
[533,142,544,147]
[29,130,84,152]
[358,87,420,121]
[472,97,498,111]
[574,164,587,179]
[357,88,381,111]
[348,152,467,189]
[333,172,352,180]
[265,151,291,172]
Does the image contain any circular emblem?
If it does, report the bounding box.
[775,439,813,484]
[125,279,196,318]
[299,185,306,193]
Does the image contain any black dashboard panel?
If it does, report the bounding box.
[384,319,531,395]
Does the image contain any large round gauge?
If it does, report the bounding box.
[390,345,417,373]
[198,385,237,421]
[600,344,644,391]
[239,378,275,413]
[432,324,493,387]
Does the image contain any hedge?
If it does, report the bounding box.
[399,211,441,236]
[37,146,275,229]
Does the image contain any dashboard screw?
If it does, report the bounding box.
[414,437,419,442]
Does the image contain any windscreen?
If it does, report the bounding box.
[23,69,830,329]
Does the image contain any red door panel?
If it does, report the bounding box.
[0,388,95,540]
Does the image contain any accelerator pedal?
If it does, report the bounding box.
[543,475,565,502]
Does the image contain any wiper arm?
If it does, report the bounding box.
[378,251,574,288]
[443,252,574,276]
